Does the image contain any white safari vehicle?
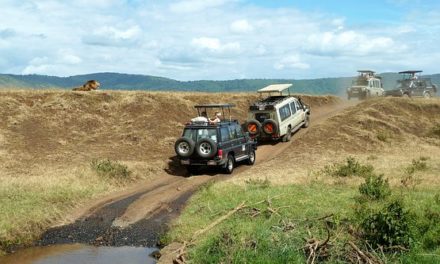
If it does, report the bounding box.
[245,84,310,142]
[347,70,385,100]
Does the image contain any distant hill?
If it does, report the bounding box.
[1,72,439,96]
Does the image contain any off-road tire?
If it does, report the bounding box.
[245,119,262,136]
[247,150,256,165]
[262,119,278,135]
[224,154,235,174]
[302,114,310,128]
[196,138,218,159]
[175,137,195,158]
[423,92,432,99]
[402,93,410,98]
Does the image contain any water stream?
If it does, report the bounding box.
[0,244,158,264]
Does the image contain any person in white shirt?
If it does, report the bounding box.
[210,112,222,123]
[191,111,209,123]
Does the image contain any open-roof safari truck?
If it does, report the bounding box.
[384,70,437,98]
[174,104,257,175]
[245,84,310,143]
[347,70,385,100]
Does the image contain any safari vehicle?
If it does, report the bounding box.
[347,70,385,100]
[245,84,310,142]
[384,70,437,98]
[174,104,257,174]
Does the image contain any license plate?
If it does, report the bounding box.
[207,160,217,166]
[181,160,190,165]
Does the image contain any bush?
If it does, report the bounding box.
[376,131,390,142]
[428,124,440,138]
[359,174,391,200]
[404,158,428,175]
[360,200,413,250]
[91,159,132,181]
[323,157,374,178]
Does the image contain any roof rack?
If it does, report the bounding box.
[398,70,422,74]
[257,84,292,96]
[194,103,235,121]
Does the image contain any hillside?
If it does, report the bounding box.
[2,72,439,95]
[0,90,338,253]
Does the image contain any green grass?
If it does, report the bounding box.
[0,169,115,255]
[166,182,440,263]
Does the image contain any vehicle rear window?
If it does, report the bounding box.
[255,113,270,123]
[183,128,217,142]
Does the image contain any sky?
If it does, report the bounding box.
[0,0,439,80]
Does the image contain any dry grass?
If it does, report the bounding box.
[0,89,338,253]
[232,98,440,188]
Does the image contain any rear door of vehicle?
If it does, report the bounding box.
[234,123,249,158]
[227,124,244,158]
[278,102,293,136]
[219,126,232,159]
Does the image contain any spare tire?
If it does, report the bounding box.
[245,119,261,136]
[174,137,195,158]
[196,138,218,159]
[262,119,278,135]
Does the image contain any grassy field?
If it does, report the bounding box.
[165,98,440,263]
[0,89,338,254]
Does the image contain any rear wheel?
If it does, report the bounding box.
[247,150,256,165]
[424,92,431,99]
[402,93,410,98]
[224,154,235,174]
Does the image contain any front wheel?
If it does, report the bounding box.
[224,154,235,174]
[247,150,256,165]
[302,114,310,128]
[282,127,292,142]
[423,92,432,99]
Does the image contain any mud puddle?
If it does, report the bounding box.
[0,244,158,264]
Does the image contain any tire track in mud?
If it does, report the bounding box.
[37,101,357,248]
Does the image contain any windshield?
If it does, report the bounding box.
[183,128,217,143]
[352,79,368,86]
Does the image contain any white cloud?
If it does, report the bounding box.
[230,19,253,33]
[170,0,234,13]
[191,37,241,53]
[274,55,310,70]
[83,25,142,46]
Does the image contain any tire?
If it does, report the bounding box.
[302,114,310,128]
[195,138,217,159]
[247,150,256,165]
[245,119,261,136]
[402,93,410,98]
[175,137,195,158]
[423,92,431,99]
[262,119,278,135]
[282,126,292,142]
[224,154,235,174]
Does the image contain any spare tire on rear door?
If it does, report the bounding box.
[175,137,195,158]
[245,119,261,136]
[262,119,278,135]
[196,138,218,159]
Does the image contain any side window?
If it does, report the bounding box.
[279,104,291,121]
[290,102,297,114]
[295,100,301,111]
[228,126,237,139]
[220,127,229,142]
[235,125,244,138]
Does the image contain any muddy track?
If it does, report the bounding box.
[37,101,357,248]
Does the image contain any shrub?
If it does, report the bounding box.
[360,200,412,250]
[406,158,428,174]
[90,159,132,181]
[428,124,440,138]
[323,157,374,178]
[359,174,391,200]
[376,131,390,142]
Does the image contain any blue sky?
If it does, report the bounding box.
[0,0,439,80]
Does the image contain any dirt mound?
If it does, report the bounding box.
[297,98,440,153]
[0,90,339,168]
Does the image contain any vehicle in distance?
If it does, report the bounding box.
[384,70,437,98]
[347,70,385,100]
[245,84,310,143]
[174,104,257,174]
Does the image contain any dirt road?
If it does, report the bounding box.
[38,101,356,248]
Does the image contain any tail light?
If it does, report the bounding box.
[217,149,223,159]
